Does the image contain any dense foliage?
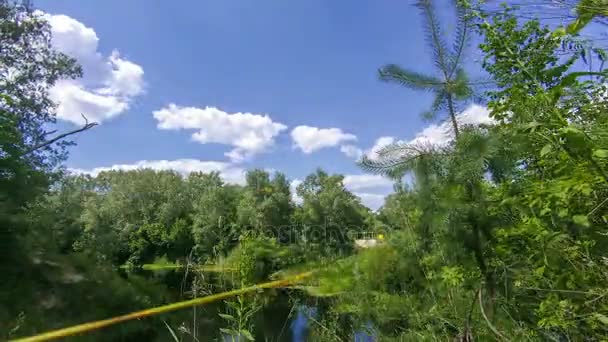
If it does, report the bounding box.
[307,2,608,341]
[3,0,608,341]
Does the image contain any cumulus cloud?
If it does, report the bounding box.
[343,174,393,211]
[342,174,392,191]
[43,13,145,124]
[353,192,387,211]
[68,159,246,185]
[291,126,357,154]
[340,136,402,161]
[363,136,400,161]
[153,105,287,162]
[346,104,491,162]
[335,104,492,209]
[409,104,492,146]
[340,144,363,159]
[287,174,392,210]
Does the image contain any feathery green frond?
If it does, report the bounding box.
[358,142,439,179]
[378,64,443,91]
[451,68,473,100]
[448,1,470,78]
[416,0,451,74]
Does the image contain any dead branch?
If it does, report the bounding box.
[19,114,97,157]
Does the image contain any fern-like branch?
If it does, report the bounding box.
[378,64,443,91]
[358,142,439,179]
[416,0,451,76]
[448,1,470,78]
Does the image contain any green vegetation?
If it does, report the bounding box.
[3,0,608,341]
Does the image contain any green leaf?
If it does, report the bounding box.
[218,313,235,321]
[163,321,180,342]
[0,93,13,105]
[220,328,238,335]
[552,26,567,38]
[559,126,588,150]
[524,121,542,132]
[572,215,590,227]
[593,313,608,326]
[534,266,545,277]
[540,144,553,157]
[593,149,608,158]
[241,330,255,341]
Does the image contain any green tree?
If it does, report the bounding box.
[295,169,371,253]
[0,1,88,322]
[77,170,193,265]
[25,175,95,254]
[237,169,293,236]
[0,1,83,245]
[377,0,472,137]
[190,172,240,260]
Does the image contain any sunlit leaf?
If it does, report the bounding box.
[540,144,553,157]
[573,215,590,227]
[593,149,608,158]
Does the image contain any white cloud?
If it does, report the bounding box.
[353,192,387,211]
[290,179,303,204]
[409,104,491,146]
[364,136,400,161]
[291,126,356,154]
[349,104,491,162]
[49,81,129,123]
[335,104,491,210]
[342,174,393,191]
[153,104,287,162]
[43,13,145,124]
[340,144,363,159]
[68,159,246,185]
[343,174,393,211]
[288,175,390,210]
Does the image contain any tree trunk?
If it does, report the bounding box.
[446,93,460,138]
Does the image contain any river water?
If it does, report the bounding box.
[126,267,376,341]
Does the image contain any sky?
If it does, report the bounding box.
[36,0,493,210]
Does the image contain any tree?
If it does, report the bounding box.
[237,169,293,237]
[295,169,371,253]
[0,1,82,237]
[360,0,480,257]
[0,0,87,305]
[377,0,472,138]
[25,174,96,253]
[190,172,240,260]
[76,170,193,265]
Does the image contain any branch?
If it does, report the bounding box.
[479,288,507,341]
[462,287,480,341]
[20,114,97,157]
[448,1,469,79]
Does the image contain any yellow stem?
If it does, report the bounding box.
[11,271,314,342]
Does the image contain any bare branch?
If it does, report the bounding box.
[20,114,97,157]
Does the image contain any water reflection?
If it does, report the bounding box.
[124,267,376,341]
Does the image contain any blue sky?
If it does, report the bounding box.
[37,0,493,209]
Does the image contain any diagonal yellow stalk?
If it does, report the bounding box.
[11,271,314,342]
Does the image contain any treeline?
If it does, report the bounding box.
[28,168,375,268]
